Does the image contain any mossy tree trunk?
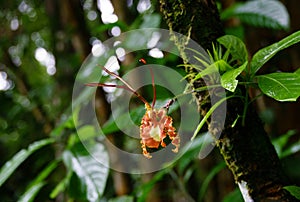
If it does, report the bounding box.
[159,0,298,201]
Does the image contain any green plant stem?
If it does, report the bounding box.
[238,81,256,85]
[242,87,249,126]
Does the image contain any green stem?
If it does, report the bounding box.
[242,87,249,126]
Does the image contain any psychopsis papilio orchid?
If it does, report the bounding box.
[86,59,180,158]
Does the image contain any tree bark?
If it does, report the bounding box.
[159,0,298,201]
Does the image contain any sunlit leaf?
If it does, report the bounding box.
[257,71,300,101]
[62,142,109,201]
[221,62,247,92]
[250,30,300,76]
[217,35,248,63]
[221,0,290,30]
[0,138,54,187]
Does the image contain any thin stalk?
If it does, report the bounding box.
[86,66,151,108]
[139,58,156,108]
[242,87,249,126]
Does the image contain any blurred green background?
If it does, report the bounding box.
[0,0,300,201]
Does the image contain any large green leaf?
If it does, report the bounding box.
[257,71,300,101]
[221,0,290,30]
[0,138,54,187]
[250,30,300,76]
[62,142,109,201]
[217,35,248,64]
[221,62,247,92]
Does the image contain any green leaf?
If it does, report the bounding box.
[250,30,300,76]
[272,130,297,158]
[77,125,97,141]
[222,188,243,202]
[257,71,300,101]
[217,35,248,63]
[193,63,218,81]
[221,0,290,30]
[0,138,54,187]
[283,186,300,200]
[50,170,72,199]
[62,142,109,201]
[193,59,234,83]
[32,160,59,186]
[19,160,59,201]
[221,62,247,92]
[109,196,134,202]
[18,182,46,202]
[192,95,235,140]
[281,141,300,158]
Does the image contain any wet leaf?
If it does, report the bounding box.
[250,30,300,76]
[221,62,247,92]
[257,71,300,101]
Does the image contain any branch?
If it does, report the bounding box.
[159,0,298,201]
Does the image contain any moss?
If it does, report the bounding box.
[159,1,298,200]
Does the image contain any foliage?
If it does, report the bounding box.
[220,33,300,101]
[62,142,109,201]
[221,0,290,30]
[0,138,54,187]
[0,0,299,202]
[188,32,300,135]
[284,186,300,200]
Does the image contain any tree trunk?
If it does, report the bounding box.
[159,0,298,201]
